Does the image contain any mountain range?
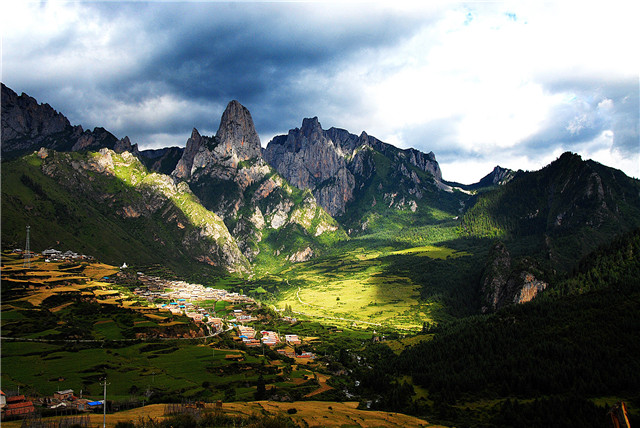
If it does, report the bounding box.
[4,82,640,428]
[2,82,640,295]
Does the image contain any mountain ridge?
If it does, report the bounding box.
[4,82,640,286]
[1,83,140,160]
[168,100,344,266]
[264,116,446,218]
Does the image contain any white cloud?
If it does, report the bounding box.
[318,2,639,180]
[2,2,157,89]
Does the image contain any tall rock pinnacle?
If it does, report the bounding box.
[216,100,262,162]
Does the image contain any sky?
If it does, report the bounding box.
[2,1,638,184]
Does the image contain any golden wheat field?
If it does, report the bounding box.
[0,401,446,428]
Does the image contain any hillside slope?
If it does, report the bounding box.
[1,149,249,274]
[396,228,640,426]
[461,152,640,268]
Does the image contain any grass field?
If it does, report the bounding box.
[0,339,317,402]
[273,244,470,331]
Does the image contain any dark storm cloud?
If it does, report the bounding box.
[57,2,436,145]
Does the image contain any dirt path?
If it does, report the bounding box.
[304,373,334,398]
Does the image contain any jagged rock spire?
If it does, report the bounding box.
[172,128,205,179]
[216,100,262,162]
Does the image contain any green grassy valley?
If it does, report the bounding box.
[271,242,474,331]
[3,144,640,427]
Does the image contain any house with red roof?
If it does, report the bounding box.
[3,395,35,418]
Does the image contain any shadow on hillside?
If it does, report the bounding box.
[0,151,236,281]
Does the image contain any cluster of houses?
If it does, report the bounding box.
[45,389,103,412]
[41,249,93,262]
[234,327,314,359]
[1,391,35,419]
[236,326,299,347]
[1,389,102,420]
[133,274,255,306]
[126,274,263,333]
[10,248,93,262]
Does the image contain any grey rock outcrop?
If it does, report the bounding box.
[215,100,262,164]
[264,117,356,216]
[113,136,140,156]
[264,117,444,216]
[173,128,206,180]
[487,166,515,185]
[481,242,548,312]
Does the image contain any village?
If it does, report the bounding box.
[8,248,317,356]
[129,273,317,360]
[1,388,104,420]
[1,249,324,423]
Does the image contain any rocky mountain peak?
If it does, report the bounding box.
[264,116,448,217]
[1,83,74,157]
[489,166,515,185]
[172,128,206,180]
[216,100,262,162]
[113,136,140,156]
[300,117,323,138]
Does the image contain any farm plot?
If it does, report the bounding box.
[223,400,441,427]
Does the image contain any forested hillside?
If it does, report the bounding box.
[460,152,640,268]
[392,228,640,426]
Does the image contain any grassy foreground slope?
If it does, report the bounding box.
[1,150,248,275]
[0,401,443,428]
[0,255,331,403]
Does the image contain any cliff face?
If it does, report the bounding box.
[264,117,447,221]
[481,242,548,312]
[1,83,70,142]
[263,117,356,216]
[215,100,262,163]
